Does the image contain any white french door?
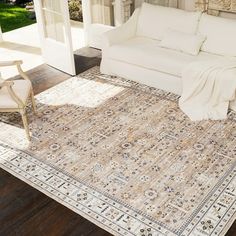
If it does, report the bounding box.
[34,0,75,75]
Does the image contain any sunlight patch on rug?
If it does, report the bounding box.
[0,67,235,236]
[37,78,124,108]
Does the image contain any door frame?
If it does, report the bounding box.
[34,0,76,75]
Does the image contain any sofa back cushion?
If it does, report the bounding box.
[136,3,201,41]
[199,14,236,56]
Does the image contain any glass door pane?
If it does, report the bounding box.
[42,0,65,42]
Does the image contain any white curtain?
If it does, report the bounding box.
[90,0,114,25]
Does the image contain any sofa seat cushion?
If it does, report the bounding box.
[108,37,221,77]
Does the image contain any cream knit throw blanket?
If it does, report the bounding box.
[179,59,236,121]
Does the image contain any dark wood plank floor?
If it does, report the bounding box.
[0,170,111,236]
[0,47,235,236]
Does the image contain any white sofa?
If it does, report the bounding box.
[100,3,236,111]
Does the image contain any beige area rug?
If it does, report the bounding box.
[0,67,236,236]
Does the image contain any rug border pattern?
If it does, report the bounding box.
[1,132,236,236]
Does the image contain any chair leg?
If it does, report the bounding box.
[21,110,30,141]
[31,91,37,114]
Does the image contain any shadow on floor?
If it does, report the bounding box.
[74,47,101,74]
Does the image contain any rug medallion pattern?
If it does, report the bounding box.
[0,67,236,235]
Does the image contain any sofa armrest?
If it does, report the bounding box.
[102,8,140,49]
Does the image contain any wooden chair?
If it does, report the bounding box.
[0,60,36,140]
